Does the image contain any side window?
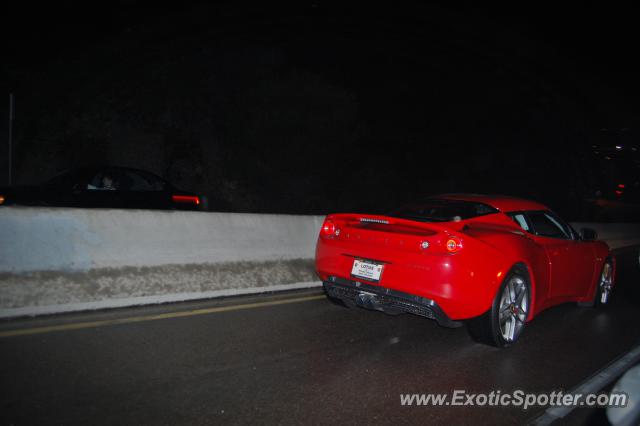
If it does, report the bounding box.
[508,213,530,231]
[527,211,572,239]
[546,211,578,240]
[123,170,165,191]
[87,171,118,191]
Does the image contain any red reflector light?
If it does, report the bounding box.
[172,195,200,205]
[445,237,462,253]
[617,184,625,188]
[320,219,340,238]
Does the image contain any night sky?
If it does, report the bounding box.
[4,1,640,217]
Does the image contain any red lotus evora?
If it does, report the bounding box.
[315,194,615,347]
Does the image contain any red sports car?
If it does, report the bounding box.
[315,194,615,347]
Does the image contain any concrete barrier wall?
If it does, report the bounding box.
[0,207,638,318]
[0,207,325,317]
[570,223,640,249]
[0,207,324,272]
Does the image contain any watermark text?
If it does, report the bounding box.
[400,390,628,410]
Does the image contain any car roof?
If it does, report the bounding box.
[433,193,550,213]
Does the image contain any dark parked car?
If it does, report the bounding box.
[0,166,205,211]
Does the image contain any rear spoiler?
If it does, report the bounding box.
[322,213,469,253]
[326,213,467,235]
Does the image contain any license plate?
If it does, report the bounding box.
[351,259,384,282]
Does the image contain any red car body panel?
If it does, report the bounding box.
[315,195,614,322]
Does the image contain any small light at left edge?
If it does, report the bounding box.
[0,195,5,205]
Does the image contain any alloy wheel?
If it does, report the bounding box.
[498,275,528,342]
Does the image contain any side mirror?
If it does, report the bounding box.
[580,227,598,241]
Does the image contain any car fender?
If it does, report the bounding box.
[462,223,549,319]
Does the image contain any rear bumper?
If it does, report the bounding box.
[323,276,462,328]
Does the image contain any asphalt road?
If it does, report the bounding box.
[1,247,638,426]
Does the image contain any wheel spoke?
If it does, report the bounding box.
[500,294,509,309]
[504,284,511,304]
[509,315,516,341]
[499,310,510,339]
[599,262,613,304]
[515,287,526,306]
[500,309,509,322]
[500,316,508,330]
[519,290,528,311]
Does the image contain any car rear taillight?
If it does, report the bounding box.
[0,195,4,205]
[445,236,463,253]
[320,218,341,238]
[172,195,200,205]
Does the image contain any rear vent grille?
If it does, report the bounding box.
[359,218,389,224]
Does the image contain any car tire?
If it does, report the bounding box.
[578,258,613,307]
[466,267,531,347]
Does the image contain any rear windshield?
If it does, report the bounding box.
[388,199,498,222]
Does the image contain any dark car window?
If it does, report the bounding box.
[88,170,119,191]
[526,211,573,239]
[122,170,166,191]
[86,169,166,192]
[389,199,498,222]
[508,212,531,231]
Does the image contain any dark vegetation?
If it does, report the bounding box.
[4,2,640,218]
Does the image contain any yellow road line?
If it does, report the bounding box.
[0,294,326,338]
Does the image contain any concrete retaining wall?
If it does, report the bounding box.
[0,207,324,317]
[0,207,324,272]
[571,223,640,249]
[0,207,638,318]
